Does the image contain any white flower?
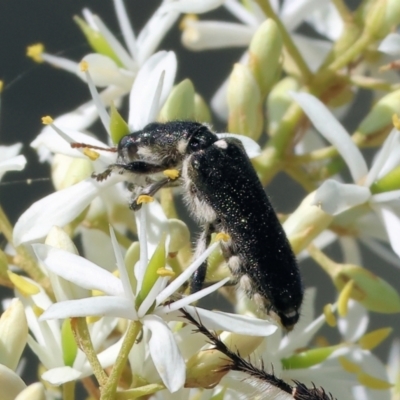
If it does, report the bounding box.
[33,214,277,392]
[292,92,400,263]
[0,143,26,181]
[14,50,177,246]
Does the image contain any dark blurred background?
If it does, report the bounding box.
[0,0,398,390]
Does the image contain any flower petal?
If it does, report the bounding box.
[40,297,136,320]
[144,314,185,392]
[374,205,400,258]
[41,366,82,385]
[291,92,368,182]
[338,300,369,342]
[313,180,371,215]
[0,155,26,179]
[379,33,400,55]
[32,244,124,296]
[13,177,118,245]
[171,306,278,336]
[165,0,225,13]
[128,51,177,131]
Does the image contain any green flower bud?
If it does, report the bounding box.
[370,165,400,193]
[61,319,78,367]
[267,77,300,136]
[357,89,400,135]
[194,93,212,123]
[248,19,282,97]
[227,63,263,140]
[74,16,122,66]
[110,102,130,144]
[0,299,28,371]
[282,345,341,369]
[159,79,195,121]
[135,234,167,309]
[364,0,400,39]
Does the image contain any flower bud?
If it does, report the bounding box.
[357,89,400,135]
[45,226,78,254]
[110,102,130,145]
[227,64,263,140]
[15,383,46,400]
[52,154,93,191]
[281,345,341,369]
[364,0,400,40]
[74,16,122,66]
[168,219,190,254]
[159,79,195,121]
[283,192,334,254]
[0,364,26,400]
[248,19,282,97]
[267,77,300,136]
[194,93,212,123]
[0,298,28,371]
[186,332,263,388]
[371,165,400,193]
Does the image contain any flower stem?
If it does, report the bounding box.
[101,321,143,400]
[254,0,313,83]
[63,381,76,400]
[71,318,109,386]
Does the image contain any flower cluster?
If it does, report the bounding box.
[1,0,400,399]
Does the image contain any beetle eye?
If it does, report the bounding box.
[188,130,217,153]
[118,136,138,162]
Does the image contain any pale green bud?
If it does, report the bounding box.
[61,319,78,367]
[267,76,300,136]
[248,19,282,97]
[357,89,400,135]
[227,63,263,140]
[15,383,46,400]
[282,345,341,369]
[365,0,400,39]
[283,192,334,254]
[73,16,122,66]
[168,219,190,254]
[0,299,28,370]
[52,154,93,191]
[45,226,78,254]
[159,79,195,121]
[194,93,212,123]
[186,332,263,388]
[0,364,26,400]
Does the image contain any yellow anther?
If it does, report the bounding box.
[86,316,101,324]
[91,289,104,297]
[83,147,100,161]
[163,169,180,180]
[358,327,392,350]
[338,279,354,317]
[215,232,231,242]
[80,60,89,72]
[157,267,176,278]
[7,271,40,296]
[323,303,337,327]
[42,116,54,125]
[357,372,393,390]
[26,43,44,62]
[179,14,198,30]
[393,114,400,130]
[32,305,44,318]
[137,195,154,205]
[112,269,120,278]
[0,81,3,93]
[338,356,361,374]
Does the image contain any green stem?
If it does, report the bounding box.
[72,318,109,386]
[63,381,76,400]
[115,383,165,399]
[327,31,372,72]
[101,321,142,400]
[254,0,313,83]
